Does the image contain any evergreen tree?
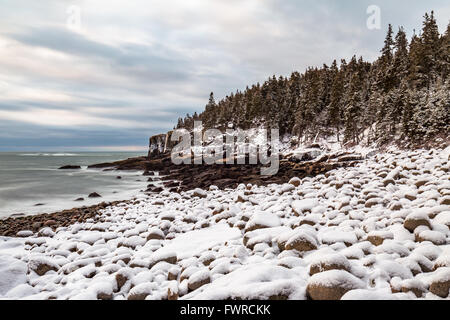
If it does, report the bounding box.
[439,23,450,79]
[343,73,362,143]
[327,60,344,140]
[420,11,441,87]
[176,12,448,148]
[393,27,409,84]
[381,24,395,64]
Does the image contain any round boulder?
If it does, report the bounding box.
[306,270,364,300]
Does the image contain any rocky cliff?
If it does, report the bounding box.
[148,131,174,158]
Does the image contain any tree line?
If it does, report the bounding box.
[176,12,449,147]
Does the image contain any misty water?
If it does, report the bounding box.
[0,152,149,218]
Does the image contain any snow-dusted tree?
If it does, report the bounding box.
[343,73,362,143]
[327,60,344,141]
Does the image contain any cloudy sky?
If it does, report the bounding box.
[0,0,448,151]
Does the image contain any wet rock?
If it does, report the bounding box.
[44,220,57,227]
[288,177,301,187]
[88,192,102,198]
[59,165,81,170]
[32,222,42,230]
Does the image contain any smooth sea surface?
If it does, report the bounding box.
[0,152,149,218]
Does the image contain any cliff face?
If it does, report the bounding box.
[148,131,174,158]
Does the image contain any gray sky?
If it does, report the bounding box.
[0,0,448,151]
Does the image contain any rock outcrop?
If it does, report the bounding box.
[148,131,174,158]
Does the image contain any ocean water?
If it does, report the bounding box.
[0,152,150,218]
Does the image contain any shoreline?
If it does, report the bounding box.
[0,147,448,300]
[0,200,130,237]
[0,148,365,237]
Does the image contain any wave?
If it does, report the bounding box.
[18,153,81,157]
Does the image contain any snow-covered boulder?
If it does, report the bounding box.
[309,253,351,275]
[306,270,365,300]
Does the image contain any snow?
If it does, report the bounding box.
[151,248,177,263]
[16,230,33,237]
[307,270,365,289]
[418,230,446,244]
[434,211,450,226]
[245,212,281,230]
[341,288,411,300]
[375,260,413,279]
[0,255,27,296]
[158,224,241,260]
[405,210,431,222]
[5,283,37,299]
[368,230,394,240]
[291,199,319,214]
[309,253,351,270]
[0,147,448,300]
[319,228,357,245]
[189,269,210,283]
[285,231,318,248]
[434,254,450,268]
[183,262,305,300]
[431,267,450,282]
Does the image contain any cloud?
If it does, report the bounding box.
[0,0,449,150]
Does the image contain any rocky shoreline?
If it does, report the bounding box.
[152,152,364,192]
[1,149,366,237]
[0,201,128,237]
[0,147,448,300]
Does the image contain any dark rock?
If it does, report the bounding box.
[44,220,57,227]
[88,192,102,198]
[147,186,163,193]
[32,222,42,230]
[115,273,128,291]
[430,279,450,298]
[29,260,58,276]
[58,165,81,170]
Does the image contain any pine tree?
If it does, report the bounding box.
[343,73,362,143]
[367,79,382,142]
[428,81,450,136]
[393,27,409,85]
[378,24,396,91]
[420,11,441,87]
[439,23,450,79]
[381,24,394,64]
[327,60,344,141]
[177,12,448,148]
[401,87,415,140]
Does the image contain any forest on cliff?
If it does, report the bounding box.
[176,12,449,147]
